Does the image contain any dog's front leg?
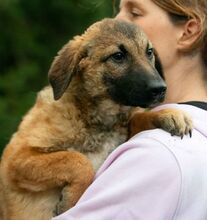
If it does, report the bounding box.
[6,147,94,214]
[129,109,193,138]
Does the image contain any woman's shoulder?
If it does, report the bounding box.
[97,125,207,186]
[94,128,207,219]
[96,128,182,178]
[93,130,182,219]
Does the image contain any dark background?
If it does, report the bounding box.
[0,0,113,154]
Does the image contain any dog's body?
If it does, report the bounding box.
[1,87,129,220]
[0,19,192,220]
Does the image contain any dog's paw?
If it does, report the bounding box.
[153,109,193,138]
[53,183,82,216]
[53,198,64,216]
[53,188,70,216]
[53,201,62,217]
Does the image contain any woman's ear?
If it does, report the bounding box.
[177,18,201,51]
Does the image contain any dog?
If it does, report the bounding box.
[0,18,192,220]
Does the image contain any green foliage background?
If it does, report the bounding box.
[0,0,113,154]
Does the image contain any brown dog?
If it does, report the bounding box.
[0,18,192,220]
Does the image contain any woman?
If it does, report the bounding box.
[53,1,207,219]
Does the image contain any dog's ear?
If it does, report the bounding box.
[154,50,165,80]
[48,37,85,100]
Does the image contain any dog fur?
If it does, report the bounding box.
[0,18,192,220]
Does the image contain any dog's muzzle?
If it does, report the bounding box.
[103,69,167,108]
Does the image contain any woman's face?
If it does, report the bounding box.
[116,0,182,71]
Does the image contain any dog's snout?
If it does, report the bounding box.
[148,83,167,101]
[150,85,166,97]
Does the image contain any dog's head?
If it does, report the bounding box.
[48,18,166,108]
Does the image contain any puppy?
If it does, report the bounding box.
[0,18,192,220]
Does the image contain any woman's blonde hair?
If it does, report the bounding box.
[151,0,207,62]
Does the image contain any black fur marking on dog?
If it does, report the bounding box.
[103,67,166,108]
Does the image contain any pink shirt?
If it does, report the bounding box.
[52,104,207,220]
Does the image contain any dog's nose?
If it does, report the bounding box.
[150,86,166,97]
[149,84,167,101]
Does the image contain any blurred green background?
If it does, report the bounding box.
[0,0,114,154]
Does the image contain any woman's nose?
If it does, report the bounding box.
[115,12,121,19]
[115,11,130,22]
[115,10,127,21]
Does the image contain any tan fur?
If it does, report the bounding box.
[0,19,192,220]
[0,171,5,220]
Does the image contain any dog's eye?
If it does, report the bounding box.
[110,52,126,63]
[146,48,154,60]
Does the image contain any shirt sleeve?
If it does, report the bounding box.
[52,135,181,220]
